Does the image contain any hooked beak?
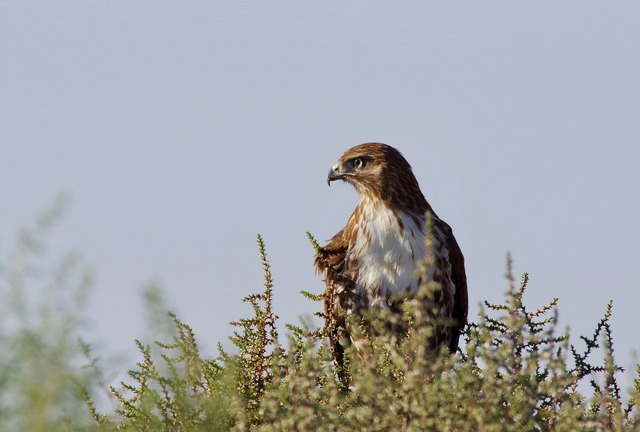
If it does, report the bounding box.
[326,163,344,186]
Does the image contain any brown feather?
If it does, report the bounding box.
[317,143,468,380]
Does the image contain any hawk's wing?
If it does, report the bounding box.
[314,229,353,383]
[442,224,468,353]
[314,229,348,275]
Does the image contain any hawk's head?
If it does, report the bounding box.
[327,143,428,214]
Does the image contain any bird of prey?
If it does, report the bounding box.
[314,143,468,377]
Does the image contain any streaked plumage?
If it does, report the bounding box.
[315,143,468,374]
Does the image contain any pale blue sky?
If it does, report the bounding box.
[2,1,639,385]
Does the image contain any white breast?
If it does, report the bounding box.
[347,201,433,308]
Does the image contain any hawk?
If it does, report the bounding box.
[315,143,468,376]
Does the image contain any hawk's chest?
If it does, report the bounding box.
[346,204,427,307]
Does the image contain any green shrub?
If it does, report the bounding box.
[1,202,639,431]
[95,234,640,431]
[0,197,96,431]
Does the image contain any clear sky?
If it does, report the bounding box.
[2,1,639,386]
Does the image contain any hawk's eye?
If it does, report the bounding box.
[353,158,365,169]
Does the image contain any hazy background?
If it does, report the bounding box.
[2,1,639,385]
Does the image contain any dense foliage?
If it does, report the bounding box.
[1,204,639,431]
